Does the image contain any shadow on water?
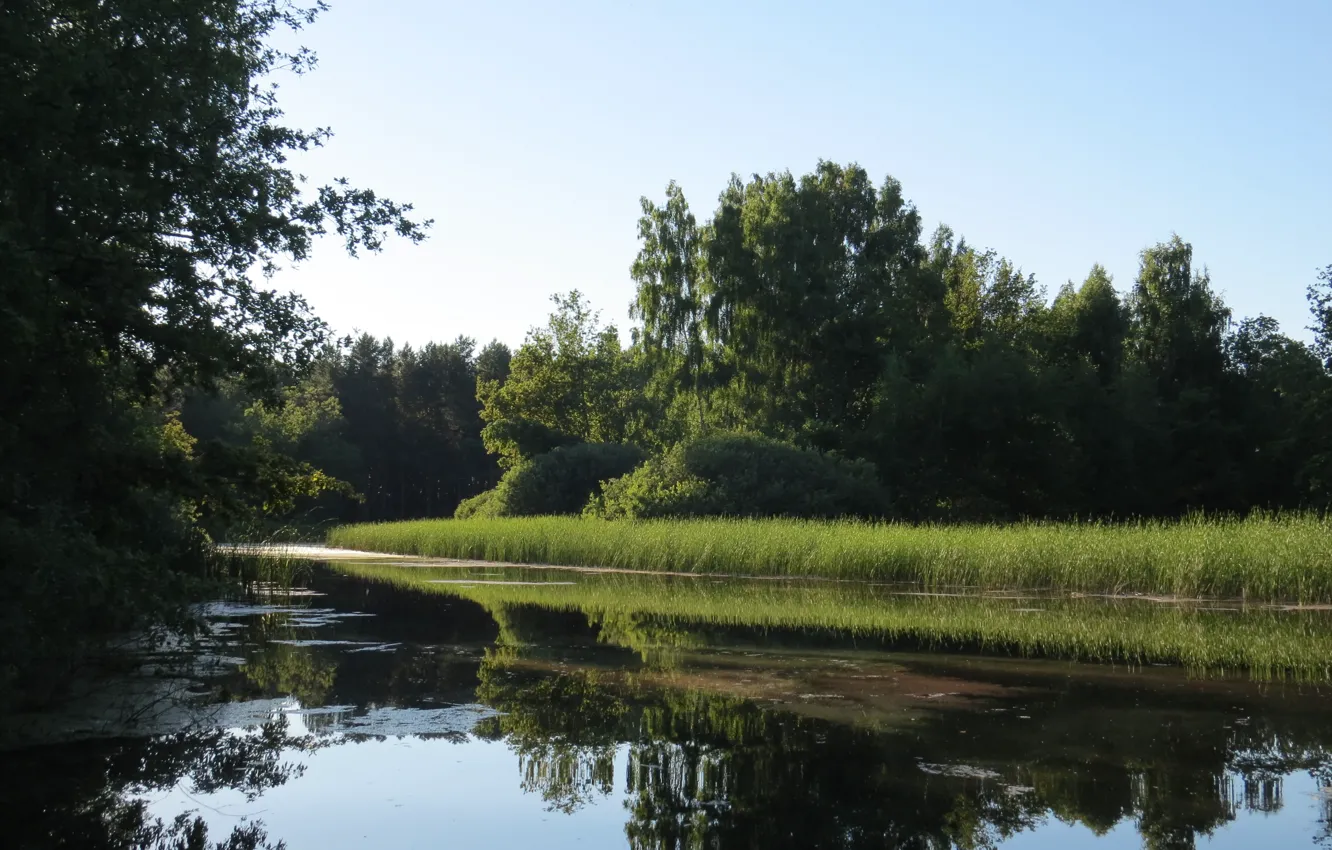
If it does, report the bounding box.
[7,558,1332,849]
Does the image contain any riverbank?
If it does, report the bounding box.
[326,514,1332,604]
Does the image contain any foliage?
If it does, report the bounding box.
[2,718,315,849]
[1044,264,1129,380]
[588,434,888,520]
[622,166,1332,520]
[0,1,426,708]
[456,443,647,518]
[477,419,584,469]
[317,334,502,520]
[328,513,1332,604]
[392,165,1332,528]
[931,225,1045,351]
[1312,265,1332,369]
[454,487,502,520]
[180,380,358,530]
[701,162,932,437]
[181,333,509,528]
[479,292,655,468]
[631,181,711,432]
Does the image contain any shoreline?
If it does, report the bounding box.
[244,542,1332,609]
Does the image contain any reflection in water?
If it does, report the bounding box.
[343,560,1332,680]
[4,564,1332,849]
[3,718,310,850]
[473,653,1332,849]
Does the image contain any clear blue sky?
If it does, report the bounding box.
[270,0,1331,350]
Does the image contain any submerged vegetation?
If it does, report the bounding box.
[328,513,1332,603]
[335,559,1332,680]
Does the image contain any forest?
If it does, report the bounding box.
[187,166,1332,528]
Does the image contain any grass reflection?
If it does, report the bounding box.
[337,560,1332,680]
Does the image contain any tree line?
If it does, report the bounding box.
[228,162,1332,524]
[181,333,513,528]
[621,164,1332,520]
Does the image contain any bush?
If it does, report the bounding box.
[479,418,583,470]
[454,443,646,518]
[454,487,501,519]
[588,434,888,520]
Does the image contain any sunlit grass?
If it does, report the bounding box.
[334,560,1332,681]
[327,514,1332,603]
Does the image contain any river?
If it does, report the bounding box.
[5,552,1332,849]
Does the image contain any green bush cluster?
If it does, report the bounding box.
[455,442,646,518]
[587,434,888,520]
[453,488,500,519]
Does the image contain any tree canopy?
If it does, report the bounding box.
[444,163,1332,525]
[0,0,427,707]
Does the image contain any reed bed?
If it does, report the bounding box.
[326,514,1332,603]
[335,561,1332,681]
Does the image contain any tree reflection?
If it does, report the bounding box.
[237,643,337,708]
[474,653,626,813]
[589,611,706,670]
[1,717,321,850]
[15,581,1332,849]
[474,647,1332,850]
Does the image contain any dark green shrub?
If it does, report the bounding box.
[588,434,888,520]
[480,419,582,469]
[454,487,501,519]
[454,443,646,518]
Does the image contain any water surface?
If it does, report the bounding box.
[6,557,1332,849]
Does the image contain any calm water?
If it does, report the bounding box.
[6,560,1332,850]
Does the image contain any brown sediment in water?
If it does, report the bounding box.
[496,650,1028,726]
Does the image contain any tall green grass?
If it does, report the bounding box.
[326,514,1332,603]
[334,561,1332,680]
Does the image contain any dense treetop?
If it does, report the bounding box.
[196,164,1332,526]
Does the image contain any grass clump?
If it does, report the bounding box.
[326,513,1332,604]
